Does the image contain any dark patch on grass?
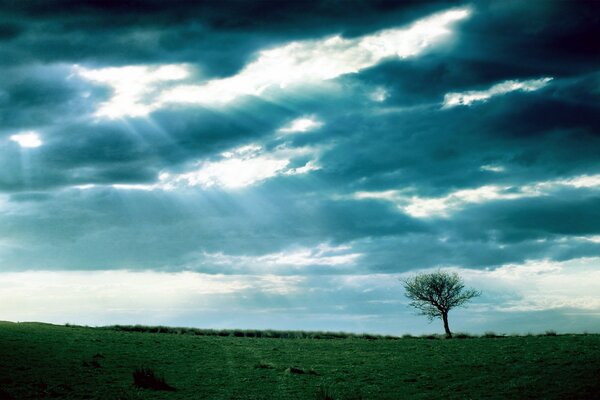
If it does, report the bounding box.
[132,367,175,391]
[285,367,306,375]
[81,359,101,368]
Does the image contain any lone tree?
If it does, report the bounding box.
[401,270,480,338]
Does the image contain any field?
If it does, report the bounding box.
[0,322,599,399]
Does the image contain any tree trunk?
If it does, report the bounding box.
[442,312,452,338]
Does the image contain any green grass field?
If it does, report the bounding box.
[0,321,598,399]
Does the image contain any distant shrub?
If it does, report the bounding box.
[420,334,441,340]
[454,332,473,339]
[362,334,378,340]
[103,324,400,340]
[132,367,175,391]
[544,330,558,336]
[401,334,414,339]
[483,331,500,338]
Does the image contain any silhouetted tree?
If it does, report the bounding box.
[401,271,480,338]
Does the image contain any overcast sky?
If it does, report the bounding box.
[1,0,599,334]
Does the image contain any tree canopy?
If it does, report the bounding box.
[401,270,480,337]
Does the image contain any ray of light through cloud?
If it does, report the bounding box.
[75,64,190,118]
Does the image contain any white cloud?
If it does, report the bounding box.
[161,8,469,106]
[112,143,322,191]
[355,185,526,218]
[353,173,600,218]
[169,144,320,189]
[177,154,289,189]
[201,243,362,269]
[480,164,505,173]
[278,117,323,134]
[76,64,190,118]
[562,235,600,244]
[284,160,321,175]
[443,77,553,108]
[10,131,42,148]
[78,8,470,118]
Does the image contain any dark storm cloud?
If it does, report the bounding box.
[454,1,600,77]
[0,64,109,130]
[313,75,600,197]
[349,1,599,107]
[451,194,600,243]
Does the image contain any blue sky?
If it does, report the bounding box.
[1,1,599,334]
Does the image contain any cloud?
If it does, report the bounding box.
[454,257,600,313]
[443,77,552,108]
[352,173,600,218]
[278,116,323,134]
[112,142,323,190]
[480,164,505,173]
[198,243,362,273]
[76,64,190,118]
[9,131,42,148]
[169,153,289,190]
[77,7,470,118]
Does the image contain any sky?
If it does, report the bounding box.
[0,0,599,335]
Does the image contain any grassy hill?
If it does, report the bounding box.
[0,321,598,399]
